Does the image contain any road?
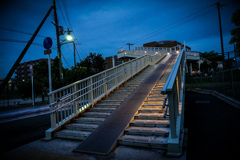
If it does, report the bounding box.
[0,113,50,154]
[185,91,240,160]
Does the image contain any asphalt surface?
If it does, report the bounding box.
[185,91,240,160]
[0,113,50,154]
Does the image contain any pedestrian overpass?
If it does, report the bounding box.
[45,47,186,156]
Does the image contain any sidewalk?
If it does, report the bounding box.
[0,104,50,123]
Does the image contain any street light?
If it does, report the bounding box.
[66,34,73,41]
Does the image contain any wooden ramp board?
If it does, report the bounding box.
[74,55,176,155]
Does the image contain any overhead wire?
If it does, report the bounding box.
[59,0,85,62]
[0,27,56,40]
[129,5,213,46]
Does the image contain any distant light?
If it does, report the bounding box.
[167,52,170,55]
[176,51,180,54]
[66,35,73,41]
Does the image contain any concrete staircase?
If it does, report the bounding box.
[118,67,172,149]
[54,64,162,141]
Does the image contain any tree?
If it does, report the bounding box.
[201,51,222,72]
[229,9,240,55]
[79,53,105,76]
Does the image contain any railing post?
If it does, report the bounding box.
[45,93,56,140]
[74,84,78,113]
[105,72,108,94]
[50,94,56,129]
[90,78,94,107]
[124,64,126,81]
[168,90,177,138]
[115,67,118,88]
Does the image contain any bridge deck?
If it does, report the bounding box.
[74,55,176,155]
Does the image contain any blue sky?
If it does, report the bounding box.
[0,0,239,78]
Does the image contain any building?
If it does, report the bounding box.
[143,40,191,51]
[15,58,49,84]
[117,40,191,63]
[186,51,201,75]
[105,55,120,69]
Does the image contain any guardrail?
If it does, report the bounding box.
[45,51,167,139]
[161,48,186,156]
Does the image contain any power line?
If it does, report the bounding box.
[60,51,71,68]
[119,4,214,49]
[0,27,56,39]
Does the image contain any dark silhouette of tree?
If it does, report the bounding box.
[79,53,105,76]
[230,9,240,55]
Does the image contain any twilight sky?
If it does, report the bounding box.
[0,0,239,78]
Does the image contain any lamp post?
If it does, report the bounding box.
[59,29,77,66]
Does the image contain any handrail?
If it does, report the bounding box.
[161,49,184,95]
[49,54,148,95]
[159,47,186,155]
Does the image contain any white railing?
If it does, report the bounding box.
[45,52,167,139]
[161,48,186,156]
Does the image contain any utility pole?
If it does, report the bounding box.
[53,0,64,80]
[0,6,53,95]
[126,43,134,50]
[73,42,76,66]
[214,1,225,69]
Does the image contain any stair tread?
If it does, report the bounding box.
[139,108,164,112]
[82,112,111,116]
[126,126,169,133]
[119,135,168,144]
[56,129,91,136]
[88,108,116,112]
[74,117,105,124]
[131,119,169,125]
[65,123,99,128]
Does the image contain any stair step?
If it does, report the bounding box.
[94,104,119,108]
[118,135,168,149]
[130,119,170,128]
[147,97,165,100]
[135,113,167,120]
[88,107,116,113]
[81,112,111,118]
[138,108,164,113]
[74,117,105,125]
[104,96,126,100]
[125,127,169,137]
[55,129,91,140]
[100,100,124,104]
[64,123,98,131]
[144,100,164,104]
[142,104,164,108]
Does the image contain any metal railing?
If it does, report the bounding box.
[45,51,167,139]
[161,48,186,155]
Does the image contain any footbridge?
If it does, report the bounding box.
[45,47,186,156]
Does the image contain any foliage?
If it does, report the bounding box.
[229,9,240,55]
[17,52,106,98]
[79,53,106,77]
[17,80,32,99]
[200,51,222,73]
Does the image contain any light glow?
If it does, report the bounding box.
[66,35,73,41]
